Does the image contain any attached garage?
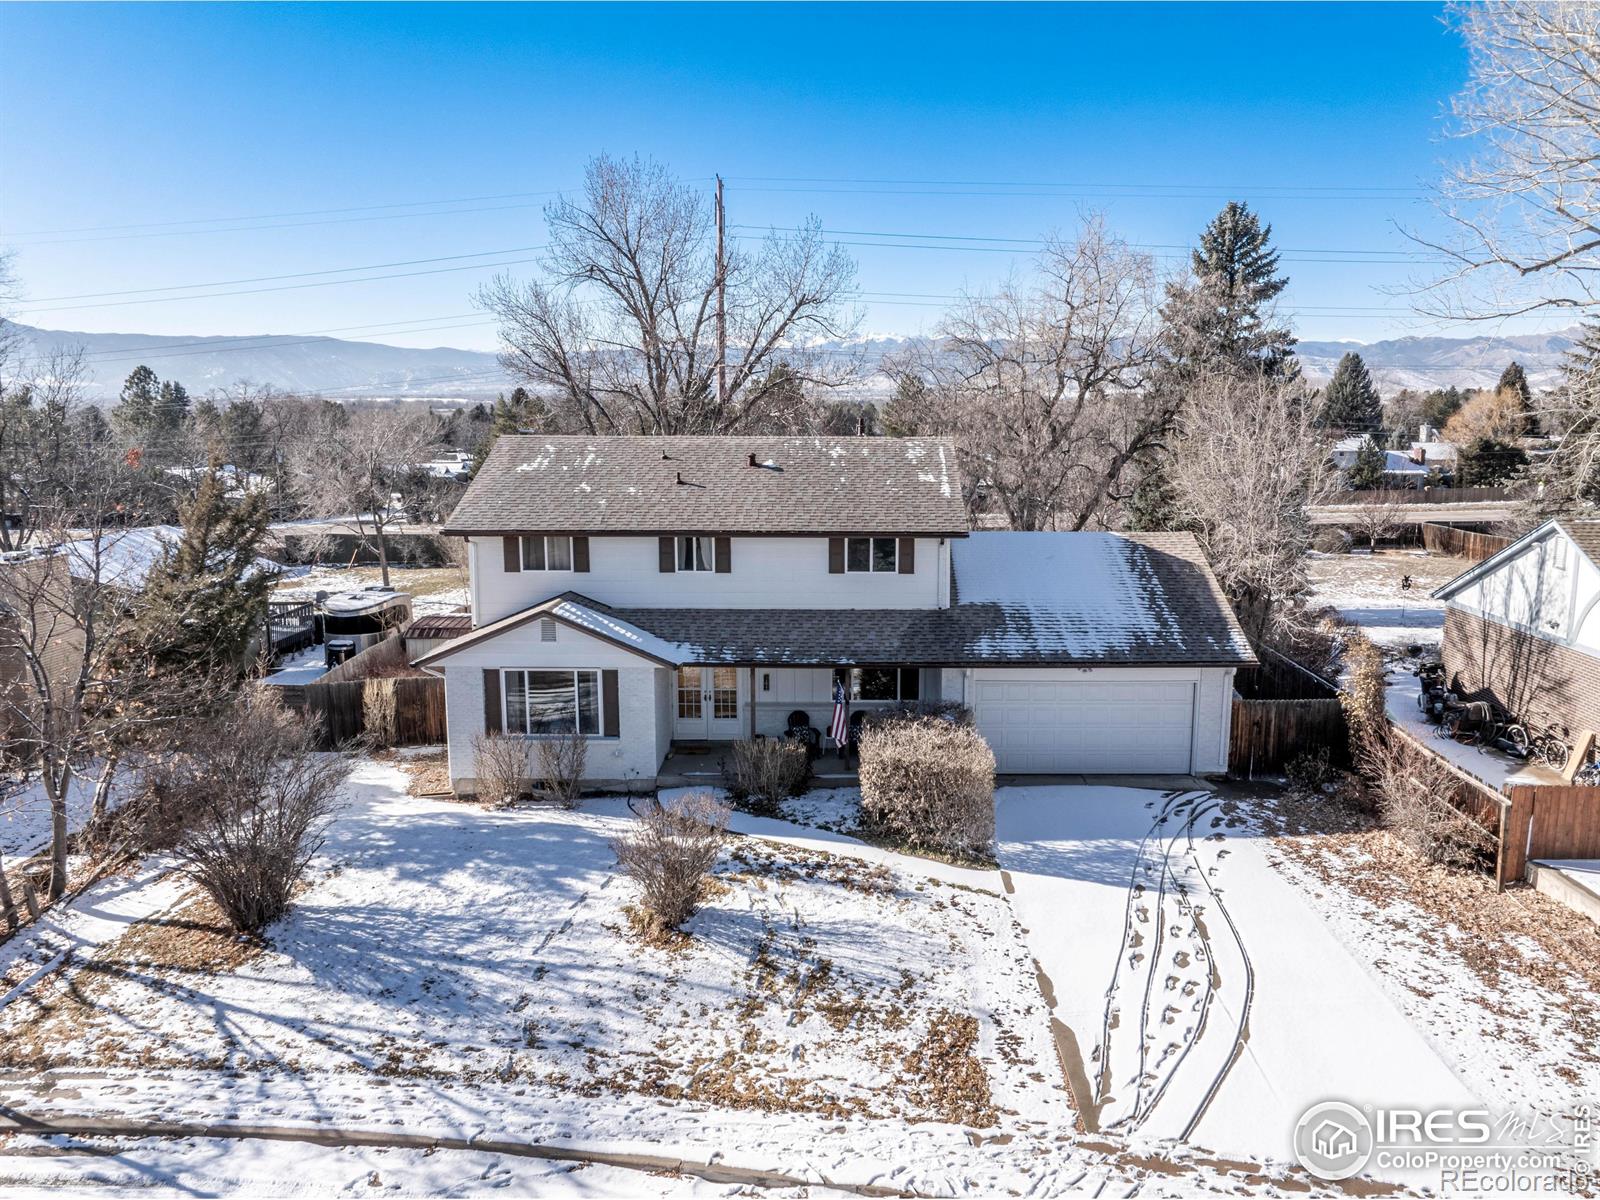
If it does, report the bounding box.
[973,671,1196,774]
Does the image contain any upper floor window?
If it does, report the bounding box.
[846,536,898,573]
[677,536,716,572]
[520,535,572,572]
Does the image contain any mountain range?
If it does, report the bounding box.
[8,321,1583,403]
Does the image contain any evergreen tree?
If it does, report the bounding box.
[1318,352,1383,431]
[155,378,190,434]
[1346,436,1389,490]
[1496,361,1538,435]
[1124,457,1180,531]
[220,398,265,469]
[112,365,161,438]
[1419,385,1468,429]
[880,375,928,436]
[137,463,273,676]
[470,387,548,476]
[1456,436,1528,487]
[1163,201,1296,377]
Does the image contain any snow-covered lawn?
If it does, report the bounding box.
[1304,548,1463,650]
[996,785,1480,1185]
[273,564,468,616]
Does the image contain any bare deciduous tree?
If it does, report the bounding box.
[1168,372,1335,636]
[894,217,1165,530]
[1415,3,1600,322]
[1347,492,1406,552]
[287,404,441,586]
[477,155,859,434]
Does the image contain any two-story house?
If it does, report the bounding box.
[1435,518,1600,735]
[416,435,1255,793]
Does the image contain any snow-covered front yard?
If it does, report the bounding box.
[7,759,1595,1194]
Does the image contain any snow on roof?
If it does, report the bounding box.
[949,531,1255,664]
[63,525,285,591]
[547,596,699,665]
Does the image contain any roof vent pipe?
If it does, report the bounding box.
[675,471,684,485]
[747,453,758,468]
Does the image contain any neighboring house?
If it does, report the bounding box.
[1435,519,1600,734]
[417,436,1254,793]
[1329,436,1432,489]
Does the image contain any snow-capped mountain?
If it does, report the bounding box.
[7,322,1584,402]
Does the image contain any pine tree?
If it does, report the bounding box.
[1318,352,1383,431]
[1346,436,1388,490]
[137,463,273,677]
[470,387,548,476]
[1124,457,1179,531]
[1457,436,1529,487]
[112,365,161,439]
[1163,201,1297,377]
[880,375,928,436]
[1496,361,1538,435]
[155,378,190,434]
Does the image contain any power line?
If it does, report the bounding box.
[726,184,1425,203]
[724,174,1424,195]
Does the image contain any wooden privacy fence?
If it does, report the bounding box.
[286,631,447,748]
[1229,646,1348,775]
[1501,785,1600,884]
[1422,522,1512,563]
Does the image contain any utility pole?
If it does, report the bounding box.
[715,174,727,407]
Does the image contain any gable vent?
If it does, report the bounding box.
[540,619,557,643]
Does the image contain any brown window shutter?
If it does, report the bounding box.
[898,537,915,574]
[714,536,731,573]
[572,536,590,573]
[502,536,520,573]
[828,537,844,574]
[659,536,676,573]
[602,670,619,737]
[483,669,502,733]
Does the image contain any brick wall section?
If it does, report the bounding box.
[1441,606,1600,731]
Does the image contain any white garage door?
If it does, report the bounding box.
[973,674,1195,774]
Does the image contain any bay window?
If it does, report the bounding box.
[503,669,601,736]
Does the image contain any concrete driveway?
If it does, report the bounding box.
[995,783,1479,1169]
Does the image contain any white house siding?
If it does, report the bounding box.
[470,535,947,624]
[433,617,670,792]
[1445,528,1600,654]
[947,666,1233,775]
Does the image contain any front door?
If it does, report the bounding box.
[674,666,744,740]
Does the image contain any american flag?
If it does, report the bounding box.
[830,676,850,748]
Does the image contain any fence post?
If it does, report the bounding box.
[1499,786,1535,888]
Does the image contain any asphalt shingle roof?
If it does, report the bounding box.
[422,531,1254,669]
[444,435,969,536]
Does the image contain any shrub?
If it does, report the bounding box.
[1364,734,1495,869]
[1311,527,1353,554]
[472,732,528,808]
[857,717,995,858]
[870,699,974,726]
[363,677,398,749]
[724,737,810,813]
[1339,629,1388,759]
[612,791,730,936]
[1285,747,1338,793]
[535,730,587,808]
[172,691,351,933]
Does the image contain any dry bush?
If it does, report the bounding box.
[725,738,810,814]
[1362,734,1496,870]
[472,732,528,808]
[535,730,587,808]
[612,791,730,936]
[172,691,351,933]
[363,677,398,748]
[858,718,995,858]
[1339,629,1388,757]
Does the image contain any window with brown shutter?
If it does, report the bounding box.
[659,536,676,572]
[502,537,519,574]
[572,536,590,572]
[602,670,619,737]
[483,669,502,733]
[714,536,731,573]
[828,537,844,573]
[898,537,915,574]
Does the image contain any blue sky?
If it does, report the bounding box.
[0,1,1528,350]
